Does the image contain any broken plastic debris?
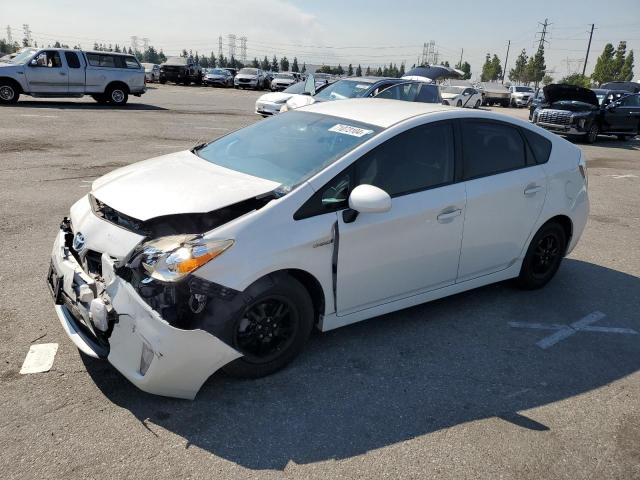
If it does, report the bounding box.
[20,343,59,374]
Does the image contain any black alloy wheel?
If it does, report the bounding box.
[233,297,298,363]
[516,222,567,289]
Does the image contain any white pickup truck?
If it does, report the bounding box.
[0,48,146,105]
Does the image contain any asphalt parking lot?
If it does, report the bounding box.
[1,84,639,480]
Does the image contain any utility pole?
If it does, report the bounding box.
[130,36,139,52]
[218,36,223,57]
[458,48,463,67]
[534,18,551,88]
[582,23,595,76]
[502,40,511,84]
[6,25,13,45]
[22,24,32,46]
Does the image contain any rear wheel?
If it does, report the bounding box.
[474,99,481,109]
[0,81,19,104]
[222,275,314,378]
[516,222,567,290]
[105,85,128,105]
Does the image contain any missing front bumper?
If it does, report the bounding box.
[49,224,242,399]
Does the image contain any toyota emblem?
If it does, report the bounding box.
[73,232,86,252]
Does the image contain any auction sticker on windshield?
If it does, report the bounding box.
[329,124,374,137]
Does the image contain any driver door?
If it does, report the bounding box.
[24,50,69,94]
[335,121,465,315]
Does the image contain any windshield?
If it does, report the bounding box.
[376,83,440,103]
[196,111,381,188]
[283,82,305,94]
[9,48,37,64]
[210,69,227,75]
[441,86,464,94]
[314,80,372,101]
[276,73,294,79]
[515,86,534,92]
[239,68,258,75]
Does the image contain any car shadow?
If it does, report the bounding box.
[14,100,167,111]
[81,259,640,470]
[588,134,640,150]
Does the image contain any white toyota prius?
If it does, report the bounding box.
[48,99,589,399]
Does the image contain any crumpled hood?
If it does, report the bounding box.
[91,150,280,221]
[258,91,293,103]
[543,84,599,107]
[286,94,316,110]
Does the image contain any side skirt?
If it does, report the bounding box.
[319,262,522,332]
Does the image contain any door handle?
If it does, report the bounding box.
[59,72,67,76]
[437,208,462,222]
[524,185,543,196]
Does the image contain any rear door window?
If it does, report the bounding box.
[64,52,81,68]
[522,128,552,164]
[461,120,527,179]
[86,54,116,68]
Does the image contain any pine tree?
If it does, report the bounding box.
[591,43,615,85]
[291,57,299,72]
[356,64,362,76]
[336,64,344,75]
[251,57,259,68]
[301,62,306,73]
[525,45,545,87]
[399,63,405,77]
[280,56,289,72]
[366,66,371,76]
[347,64,353,76]
[611,41,627,80]
[621,50,634,81]
[480,54,493,82]
[491,54,503,81]
[271,55,279,72]
[455,60,471,80]
[509,49,528,83]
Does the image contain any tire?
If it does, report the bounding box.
[222,275,314,378]
[105,85,128,106]
[456,100,462,107]
[510,99,516,107]
[0,81,20,104]
[159,78,167,84]
[92,94,108,104]
[474,99,481,109]
[194,76,202,86]
[516,222,567,290]
[585,123,598,143]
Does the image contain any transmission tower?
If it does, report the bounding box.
[227,34,236,59]
[130,36,139,52]
[22,24,32,46]
[218,36,223,57]
[142,37,149,50]
[536,18,551,50]
[6,26,13,45]
[239,36,247,64]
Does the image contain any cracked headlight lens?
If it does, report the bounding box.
[140,235,234,282]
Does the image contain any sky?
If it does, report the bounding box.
[3,0,639,80]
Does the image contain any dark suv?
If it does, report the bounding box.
[531,84,640,143]
[159,56,202,85]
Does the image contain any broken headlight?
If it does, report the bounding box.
[139,235,234,282]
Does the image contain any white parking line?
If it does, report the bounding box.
[605,174,637,179]
[20,114,58,118]
[20,343,59,374]
[509,311,638,349]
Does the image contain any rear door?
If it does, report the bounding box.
[611,94,640,132]
[457,119,547,282]
[24,50,69,94]
[64,51,85,93]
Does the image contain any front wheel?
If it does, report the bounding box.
[0,82,19,104]
[585,123,598,143]
[474,99,481,109]
[105,85,128,105]
[516,222,567,290]
[456,100,462,107]
[222,275,314,378]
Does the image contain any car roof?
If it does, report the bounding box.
[300,98,452,128]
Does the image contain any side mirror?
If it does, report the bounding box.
[29,58,37,66]
[348,184,391,214]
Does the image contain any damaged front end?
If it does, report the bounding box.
[49,192,276,399]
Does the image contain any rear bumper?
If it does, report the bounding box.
[49,224,241,399]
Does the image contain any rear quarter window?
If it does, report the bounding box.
[522,128,552,164]
[86,53,116,68]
